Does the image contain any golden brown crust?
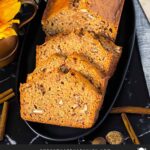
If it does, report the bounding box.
[66,53,108,93]
[42,0,125,40]
[42,0,70,26]
[81,0,125,27]
[98,35,122,76]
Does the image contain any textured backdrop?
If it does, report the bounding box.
[134,0,150,96]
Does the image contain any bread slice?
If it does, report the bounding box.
[97,35,122,75]
[20,69,102,129]
[27,54,65,82]
[28,53,108,94]
[42,0,125,40]
[65,53,108,93]
[36,32,122,76]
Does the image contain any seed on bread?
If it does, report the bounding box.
[32,109,44,114]
[80,104,88,114]
[58,100,63,105]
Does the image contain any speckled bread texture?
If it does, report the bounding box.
[20,69,102,129]
[65,53,108,93]
[36,32,122,76]
[27,54,65,82]
[97,35,122,75]
[28,53,108,94]
[42,0,125,40]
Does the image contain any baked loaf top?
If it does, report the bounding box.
[20,69,102,128]
[79,0,125,29]
[42,0,125,40]
[36,32,122,76]
[42,0,70,22]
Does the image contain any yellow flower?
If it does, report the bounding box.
[0,20,20,32]
[0,28,17,39]
[0,0,21,39]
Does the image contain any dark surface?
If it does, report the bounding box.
[0,0,150,145]
[15,0,136,142]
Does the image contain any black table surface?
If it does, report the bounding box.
[0,36,150,145]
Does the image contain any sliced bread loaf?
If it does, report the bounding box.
[65,53,108,93]
[42,0,125,40]
[36,32,122,76]
[27,54,65,82]
[28,53,108,94]
[20,69,102,128]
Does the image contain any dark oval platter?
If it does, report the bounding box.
[16,0,136,142]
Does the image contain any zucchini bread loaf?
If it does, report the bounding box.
[65,53,108,94]
[27,53,108,94]
[20,0,124,129]
[20,69,102,128]
[36,32,122,76]
[42,0,125,40]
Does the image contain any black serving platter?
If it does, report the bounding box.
[16,0,136,142]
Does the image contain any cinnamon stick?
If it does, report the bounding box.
[121,113,140,144]
[0,102,9,141]
[111,106,150,115]
[0,89,13,99]
[0,92,15,104]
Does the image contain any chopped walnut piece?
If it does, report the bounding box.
[32,109,44,114]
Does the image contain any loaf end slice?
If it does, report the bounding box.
[27,54,65,82]
[20,69,102,129]
[36,32,118,76]
[28,53,108,94]
[42,0,125,40]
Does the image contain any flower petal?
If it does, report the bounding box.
[0,27,17,39]
[0,1,21,23]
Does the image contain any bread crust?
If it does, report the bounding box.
[42,0,70,25]
[66,53,108,93]
[42,0,125,40]
[36,32,122,76]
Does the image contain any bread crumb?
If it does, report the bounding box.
[33,109,44,114]
[58,100,63,105]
